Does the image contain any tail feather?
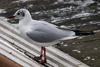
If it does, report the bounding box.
[58,27,95,36]
[72,30,95,36]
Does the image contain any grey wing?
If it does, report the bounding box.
[27,23,75,43]
[27,30,59,43]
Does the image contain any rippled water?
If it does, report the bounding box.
[0,0,100,67]
[0,0,100,28]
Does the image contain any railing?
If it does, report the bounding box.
[0,19,89,67]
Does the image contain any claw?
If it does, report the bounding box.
[39,58,47,64]
[33,55,42,60]
[33,47,47,64]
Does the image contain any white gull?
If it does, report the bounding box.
[8,9,94,64]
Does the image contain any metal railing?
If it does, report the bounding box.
[0,19,89,67]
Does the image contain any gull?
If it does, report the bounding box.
[8,9,94,64]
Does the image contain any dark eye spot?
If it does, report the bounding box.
[22,12,25,16]
[17,13,20,15]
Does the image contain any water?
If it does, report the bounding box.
[0,0,100,67]
[0,0,100,27]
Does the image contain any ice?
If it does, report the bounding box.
[72,49,81,53]
[13,0,32,3]
[82,0,94,7]
[84,56,95,61]
[72,13,91,18]
[94,48,98,50]
[60,25,67,28]
[89,21,100,25]
[54,0,94,7]
[91,58,95,61]
[0,9,6,13]
[51,16,63,23]
[63,44,68,47]
[54,0,64,4]
[84,56,91,60]
[74,0,94,7]
[34,12,40,14]
[27,4,33,8]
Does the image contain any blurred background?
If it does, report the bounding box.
[0,0,100,67]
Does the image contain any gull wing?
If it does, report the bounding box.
[26,22,75,43]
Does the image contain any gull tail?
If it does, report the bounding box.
[73,30,95,36]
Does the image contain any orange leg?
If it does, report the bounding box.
[34,47,43,60]
[39,47,47,64]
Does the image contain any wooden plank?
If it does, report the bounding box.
[0,54,22,67]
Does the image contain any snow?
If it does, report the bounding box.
[63,44,68,47]
[72,49,81,53]
[54,0,64,4]
[34,12,40,14]
[81,0,94,7]
[94,48,98,50]
[60,25,67,28]
[94,30,100,33]
[54,0,94,7]
[13,0,31,3]
[61,42,68,47]
[84,56,95,61]
[0,9,6,13]
[84,56,91,60]
[72,13,91,18]
[73,0,94,7]
[26,4,33,8]
[51,16,64,23]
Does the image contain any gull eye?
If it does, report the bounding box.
[17,12,20,15]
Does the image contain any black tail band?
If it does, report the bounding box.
[73,30,95,36]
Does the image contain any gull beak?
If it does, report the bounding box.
[8,16,15,18]
[8,16,17,23]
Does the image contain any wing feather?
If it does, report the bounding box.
[27,22,75,43]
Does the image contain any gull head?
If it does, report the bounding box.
[8,9,32,20]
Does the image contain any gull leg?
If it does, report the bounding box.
[39,47,47,64]
[34,46,43,60]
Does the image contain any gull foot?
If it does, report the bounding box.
[39,59,47,64]
[34,56,42,60]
